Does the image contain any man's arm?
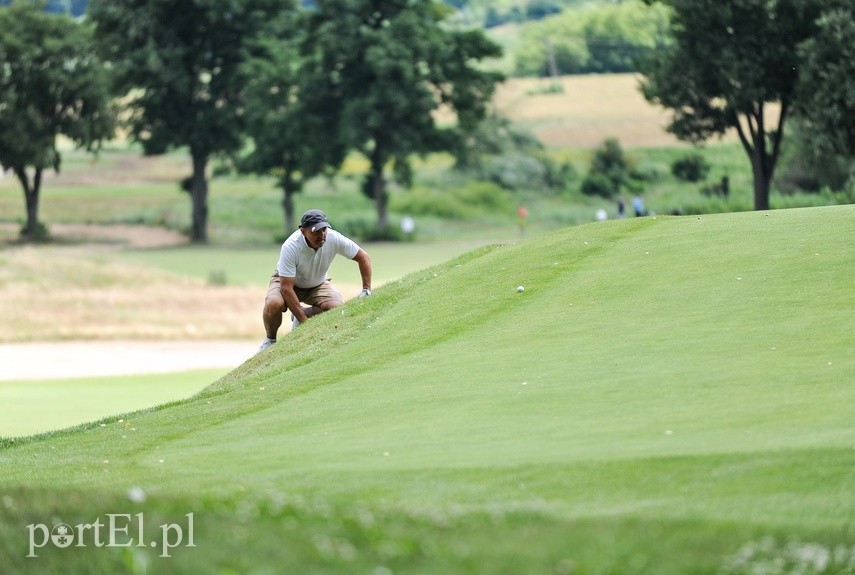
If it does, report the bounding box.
[352,248,372,293]
[279,276,310,323]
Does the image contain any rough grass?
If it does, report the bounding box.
[0,205,852,574]
[0,246,260,342]
[0,240,498,343]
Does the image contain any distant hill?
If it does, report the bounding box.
[0,0,317,17]
[0,0,604,24]
[0,0,87,16]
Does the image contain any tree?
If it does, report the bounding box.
[796,8,855,159]
[304,0,504,234]
[638,0,830,210]
[0,1,116,240]
[88,0,292,242]
[239,11,347,234]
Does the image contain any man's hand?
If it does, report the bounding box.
[358,288,372,298]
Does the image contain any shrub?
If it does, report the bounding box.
[391,188,470,219]
[18,221,50,242]
[590,138,628,182]
[486,153,547,190]
[333,214,407,243]
[582,138,634,198]
[671,153,711,182]
[391,181,516,221]
[457,181,516,213]
[700,176,730,198]
[543,156,578,190]
[775,118,854,195]
[580,173,615,198]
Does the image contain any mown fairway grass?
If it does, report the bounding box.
[0,370,227,438]
[117,239,507,287]
[1,206,853,574]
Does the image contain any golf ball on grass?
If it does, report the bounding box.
[516,285,525,292]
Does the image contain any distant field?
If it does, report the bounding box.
[0,73,812,243]
[493,73,706,148]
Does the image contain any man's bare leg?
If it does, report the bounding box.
[262,299,285,340]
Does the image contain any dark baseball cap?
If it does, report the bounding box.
[300,209,331,232]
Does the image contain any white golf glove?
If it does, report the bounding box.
[358,288,372,298]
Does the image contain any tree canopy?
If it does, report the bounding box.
[88,0,294,242]
[239,10,347,233]
[0,1,115,240]
[638,0,839,211]
[303,0,504,234]
[796,7,855,159]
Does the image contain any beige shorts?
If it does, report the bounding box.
[265,273,344,310]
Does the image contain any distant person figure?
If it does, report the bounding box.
[617,196,626,219]
[400,215,415,236]
[258,209,372,353]
[517,204,529,236]
[596,208,608,221]
[633,195,646,217]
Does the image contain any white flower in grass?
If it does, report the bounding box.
[127,486,146,503]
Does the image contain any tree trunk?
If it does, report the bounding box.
[735,111,773,212]
[189,151,209,243]
[751,154,771,211]
[282,181,296,233]
[370,148,388,234]
[372,167,387,234]
[15,167,43,240]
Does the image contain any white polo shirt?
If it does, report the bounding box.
[275,228,360,289]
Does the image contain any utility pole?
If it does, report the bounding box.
[544,37,562,93]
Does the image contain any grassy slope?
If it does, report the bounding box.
[1,206,854,574]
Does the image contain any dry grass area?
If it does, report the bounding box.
[0,244,261,342]
[494,73,695,148]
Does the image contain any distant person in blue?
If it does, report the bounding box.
[633,195,646,217]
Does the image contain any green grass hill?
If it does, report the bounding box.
[1,206,853,574]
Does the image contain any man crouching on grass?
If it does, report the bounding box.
[258,209,372,352]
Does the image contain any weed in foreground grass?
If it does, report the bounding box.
[722,537,855,575]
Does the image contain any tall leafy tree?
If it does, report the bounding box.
[638,0,829,210]
[0,1,116,240]
[239,11,347,234]
[88,0,291,242]
[796,8,855,159]
[304,0,504,233]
